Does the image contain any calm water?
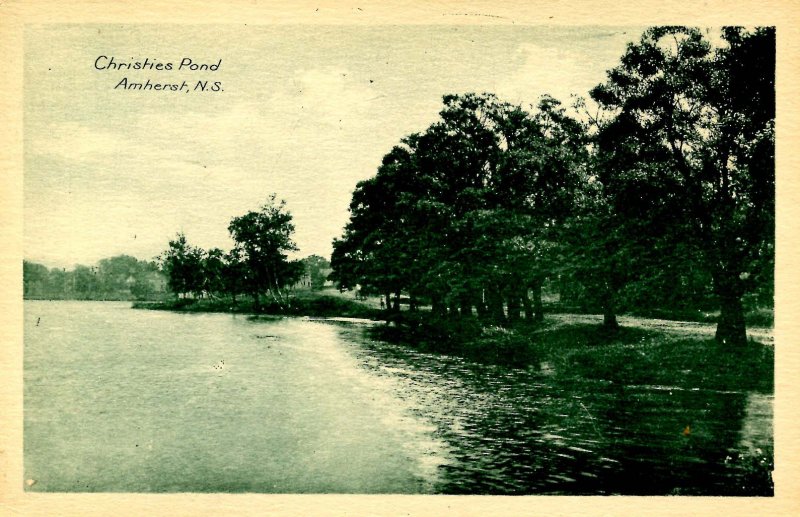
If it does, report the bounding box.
[24,301,773,494]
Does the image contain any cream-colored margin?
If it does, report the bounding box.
[1,1,798,515]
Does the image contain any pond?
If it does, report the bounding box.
[24,301,773,494]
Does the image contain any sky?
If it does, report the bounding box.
[24,24,644,269]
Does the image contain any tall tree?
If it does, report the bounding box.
[222,248,249,303]
[202,248,227,298]
[300,255,331,290]
[23,261,50,298]
[228,195,301,310]
[590,26,774,345]
[331,93,587,324]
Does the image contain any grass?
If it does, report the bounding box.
[624,306,773,327]
[552,326,773,391]
[371,314,773,392]
[133,292,381,319]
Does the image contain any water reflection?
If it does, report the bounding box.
[337,325,774,495]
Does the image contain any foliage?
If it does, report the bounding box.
[134,291,380,319]
[228,195,303,309]
[160,233,206,298]
[23,257,166,301]
[155,195,305,310]
[300,255,331,290]
[588,26,775,345]
[331,93,588,323]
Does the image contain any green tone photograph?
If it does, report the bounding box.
[23,24,774,495]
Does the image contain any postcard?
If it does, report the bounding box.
[2,1,798,515]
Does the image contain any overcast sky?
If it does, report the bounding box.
[24,24,643,269]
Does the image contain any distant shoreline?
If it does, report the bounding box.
[131,292,383,321]
[25,296,166,302]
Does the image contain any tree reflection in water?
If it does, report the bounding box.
[342,327,774,496]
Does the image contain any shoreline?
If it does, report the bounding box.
[35,295,776,493]
[129,297,774,382]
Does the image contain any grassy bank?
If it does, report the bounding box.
[372,314,773,392]
[545,303,774,328]
[133,292,381,319]
[135,293,773,393]
[134,291,773,392]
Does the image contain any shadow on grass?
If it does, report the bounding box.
[371,316,773,392]
[557,326,773,392]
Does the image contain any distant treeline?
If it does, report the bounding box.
[23,255,168,301]
[330,27,775,347]
[25,248,332,304]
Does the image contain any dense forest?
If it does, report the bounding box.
[329,26,774,347]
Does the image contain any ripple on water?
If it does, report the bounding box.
[333,323,773,495]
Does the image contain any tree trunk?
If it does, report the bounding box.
[531,279,544,322]
[432,293,446,318]
[716,294,747,346]
[384,292,391,312]
[522,290,533,321]
[486,287,506,325]
[393,292,400,312]
[476,289,488,319]
[602,288,618,330]
[603,304,618,329]
[507,294,521,324]
[712,210,749,347]
[714,265,748,347]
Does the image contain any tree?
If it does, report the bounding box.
[331,141,431,311]
[221,248,249,303]
[490,96,589,322]
[130,261,162,300]
[72,265,99,298]
[23,261,50,298]
[97,255,140,294]
[160,233,205,298]
[228,195,302,310]
[300,255,331,290]
[202,248,226,297]
[331,93,587,324]
[590,26,774,346]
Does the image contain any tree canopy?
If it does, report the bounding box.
[228,195,303,309]
[331,26,774,345]
[331,92,588,321]
[156,195,305,311]
[588,26,774,345]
